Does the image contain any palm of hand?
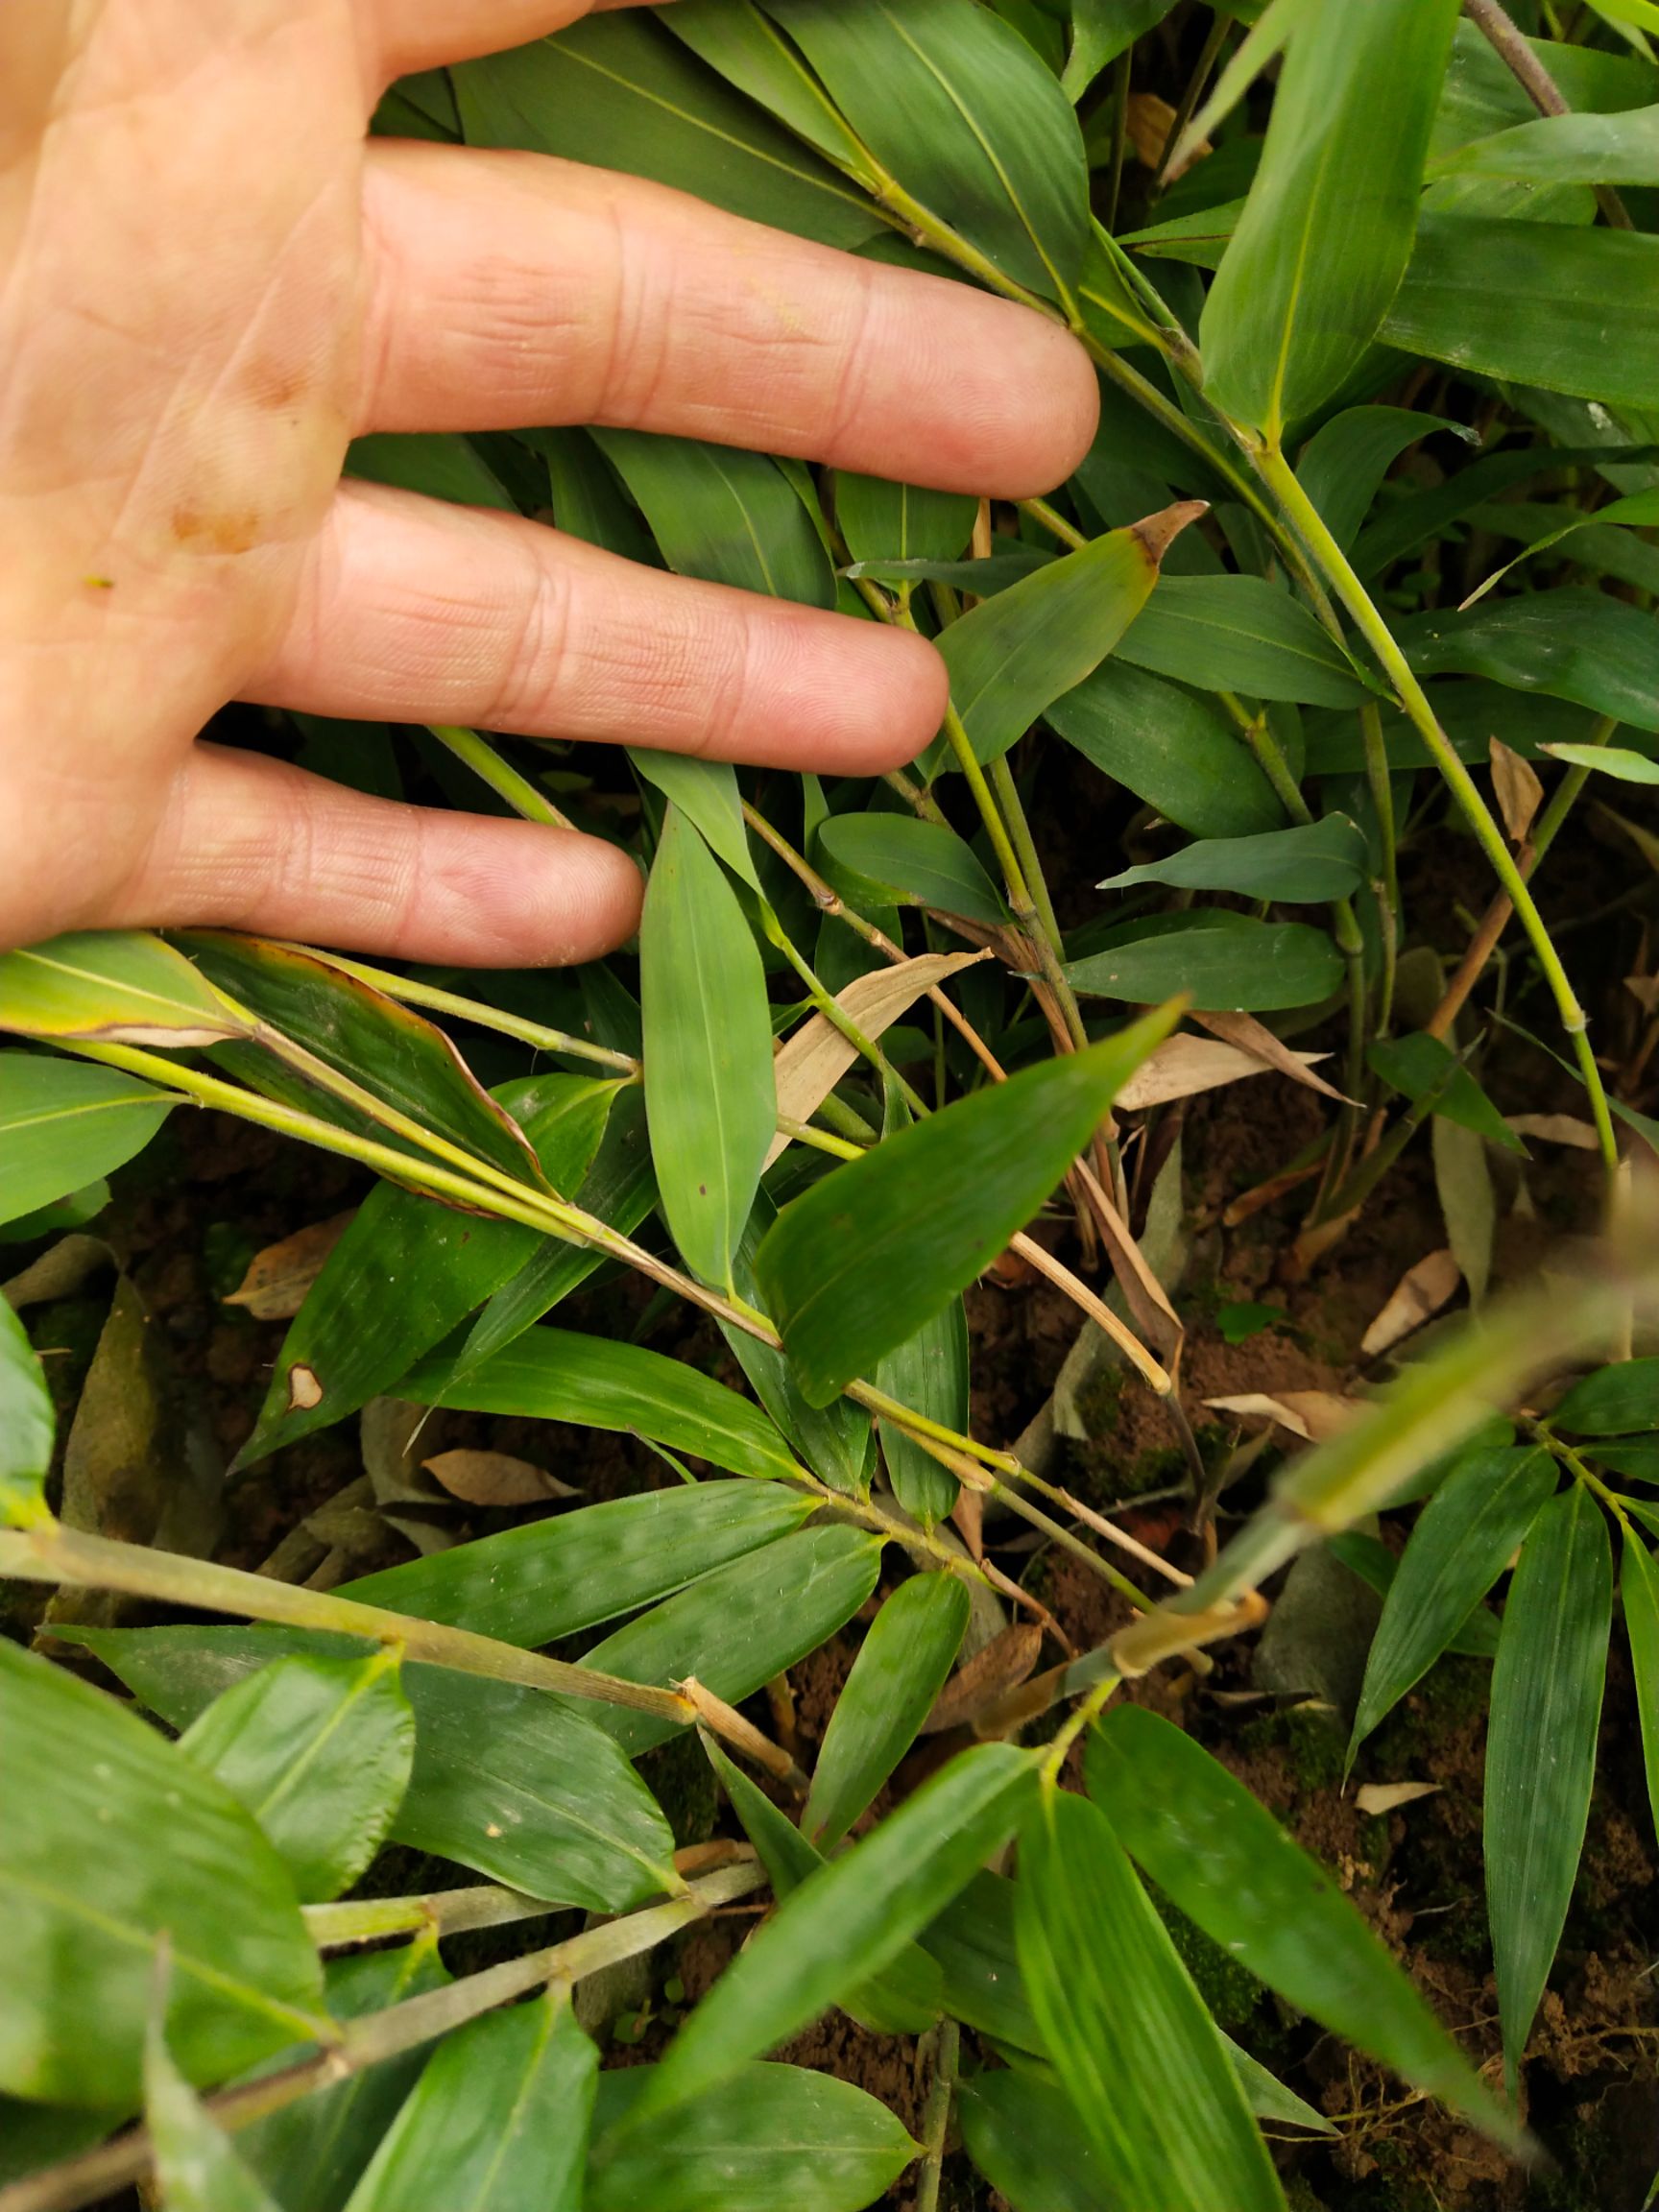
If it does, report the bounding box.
[0,0,1094,964]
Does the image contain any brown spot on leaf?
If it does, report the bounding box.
[286,1364,324,1413]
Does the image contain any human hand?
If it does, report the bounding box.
[1,0,1096,965]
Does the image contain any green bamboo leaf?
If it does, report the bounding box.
[1099,815,1367,903]
[1066,914,1343,1013]
[1016,1785,1286,2212]
[240,1072,619,1463]
[0,1052,173,1227]
[666,0,878,174]
[454,12,883,248]
[1087,1707,1513,2143]
[1552,1358,1659,1435]
[180,933,547,1190]
[833,474,977,566]
[1387,217,1659,415]
[236,1941,451,2212]
[702,1736,944,2033]
[637,1742,1034,2116]
[805,1572,969,1848]
[1347,1447,1558,1753]
[445,1083,656,1386]
[1368,1032,1526,1155]
[815,814,1006,926]
[756,1009,1175,1404]
[1544,741,1659,786]
[876,1293,968,1527]
[844,546,1052,593]
[402,1323,804,1484]
[762,0,1090,299]
[0,931,252,1048]
[1046,661,1286,838]
[1485,1484,1613,2087]
[1201,0,1460,435]
[582,1524,885,1755]
[642,806,777,1291]
[958,2070,1130,2212]
[345,432,513,511]
[1465,499,1659,607]
[344,1480,812,1647]
[1433,104,1659,185]
[1621,1534,1659,1847]
[147,2019,283,2212]
[1116,574,1381,708]
[631,753,759,889]
[1296,407,1472,555]
[344,1994,595,2212]
[1064,0,1179,100]
[76,1626,681,1911]
[934,514,1190,770]
[588,2064,917,2212]
[1399,591,1659,736]
[0,1637,326,2106]
[593,430,835,608]
[1592,1436,1659,1482]
[178,1652,415,1904]
[1,1301,53,1529]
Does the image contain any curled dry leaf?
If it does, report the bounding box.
[224,1214,354,1321]
[422,1448,581,1508]
[1126,90,1210,171]
[1354,1781,1441,1817]
[1504,1114,1600,1151]
[1190,1009,1350,1104]
[1489,738,1543,847]
[923,1621,1044,1736]
[1360,1248,1462,1358]
[4,1233,115,1310]
[1625,975,1659,1016]
[1205,1390,1363,1444]
[765,950,985,1168]
[1115,1034,1334,1115]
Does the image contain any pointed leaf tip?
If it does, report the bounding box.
[1132,499,1210,565]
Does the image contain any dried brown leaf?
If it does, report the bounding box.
[1126,90,1209,169]
[1432,1115,1495,1308]
[1489,737,1543,845]
[1190,1009,1350,1103]
[1114,1033,1334,1114]
[4,1234,115,1310]
[1204,1390,1362,1443]
[1355,1781,1440,1816]
[923,1622,1044,1735]
[1359,1248,1462,1358]
[224,1213,353,1320]
[422,1448,580,1507]
[765,950,985,1167]
[1504,1113,1600,1151]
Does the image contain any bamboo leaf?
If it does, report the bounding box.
[876,1292,969,1527]
[1349,1447,1558,1753]
[0,1637,326,2106]
[454,12,884,248]
[631,753,759,889]
[1399,592,1659,736]
[642,807,778,1291]
[666,0,878,175]
[0,1052,173,1227]
[402,1324,804,1484]
[1087,1707,1513,2144]
[1201,0,1460,435]
[1485,1484,1613,2088]
[343,1994,595,2212]
[1544,741,1659,786]
[815,814,1006,926]
[1116,574,1381,708]
[637,1742,1034,2115]
[581,1524,885,1755]
[147,2019,283,2212]
[833,474,977,566]
[0,1301,54,1529]
[1387,216,1659,415]
[588,2064,917,2212]
[593,431,835,609]
[756,1009,1176,1403]
[1066,914,1344,1013]
[1433,104,1659,185]
[1368,1032,1527,1155]
[762,0,1091,299]
[1296,407,1472,555]
[805,1572,971,1848]
[178,1652,416,1903]
[1064,0,1179,101]
[1016,1785,1286,2212]
[343,1479,812,1647]
[0,931,252,1048]
[1046,661,1286,838]
[1552,1358,1659,1435]
[239,1073,619,1463]
[935,514,1192,770]
[1621,1534,1659,1848]
[958,2069,1120,2212]
[76,1626,681,1911]
[1098,815,1367,902]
